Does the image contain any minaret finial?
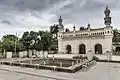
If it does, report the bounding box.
[88,23,90,27]
[58,16,63,25]
[104,6,110,17]
[104,6,111,27]
[60,16,61,19]
[73,25,75,31]
[106,5,108,9]
[87,23,90,30]
[58,16,64,32]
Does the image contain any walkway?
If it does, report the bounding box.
[0,62,120,80]
[95,54,120,61]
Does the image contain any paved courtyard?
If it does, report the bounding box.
[0,62,120,80]
[0,70,56,80]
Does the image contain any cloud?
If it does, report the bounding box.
[0,0,120,39]
[0,20,12,25]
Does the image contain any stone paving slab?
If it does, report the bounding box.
[0,70,56,80]
[0,65,74,80]
[95,54,120,61]
[0,62,120,80]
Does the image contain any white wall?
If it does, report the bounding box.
[58,27,113,54]
[59,38,112,54]
[6,52,12,58]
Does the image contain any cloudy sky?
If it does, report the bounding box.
[0,0,120,39]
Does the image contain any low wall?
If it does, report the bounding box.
[0,59,94,73]
[48,54,86,59]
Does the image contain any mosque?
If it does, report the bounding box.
[57,6,113,54]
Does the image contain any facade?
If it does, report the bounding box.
[57,6,113,54]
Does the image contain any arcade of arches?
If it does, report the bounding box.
[66,44,103,54]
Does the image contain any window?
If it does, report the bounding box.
[99,33,100,35]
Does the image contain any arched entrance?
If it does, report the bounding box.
[116,47,120,52]
[79,44,86,54]
[66,45,72,54]
[95,44,102,54]
[115,47,120,55]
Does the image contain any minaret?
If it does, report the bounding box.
[73,25,76,31]
[73,25,76,37]
[58,16,64,32]
[87,23,90,31]
[58,16,62,25]
[57,16,64,54]
[104,6,112,27]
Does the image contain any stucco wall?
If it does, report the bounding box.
[58,27,113,54]
[58,37,112,54]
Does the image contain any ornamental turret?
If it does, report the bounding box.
[58,16,64,32]
[58,16,62,25]
[104,6,112,27]
[87,23,90,31]
[73,25,76,31]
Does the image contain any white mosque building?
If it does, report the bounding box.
[57,6,113,55]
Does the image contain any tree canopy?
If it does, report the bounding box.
[50,24,59,38]
[113,29,120,42]
[1,34,19,52]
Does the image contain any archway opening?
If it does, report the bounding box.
[115,47,120,55]
[95,44,102,54]
[79,44,86,54]
[116,47,120,52]
[66,45,72,54]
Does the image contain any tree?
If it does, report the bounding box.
[34,31,45,51]
[1,34,19,52]
[0,41,3,53]
[50,24,59,39]
[20,31,39,56]
[29,31,38,50]
[21,31,53,52]
[35,31,53,51]
[41,31,52,51]
[20,31,31,51]
[113,29,120,42]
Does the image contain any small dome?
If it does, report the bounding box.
[88,24,90,27]
[73,25,75,28]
